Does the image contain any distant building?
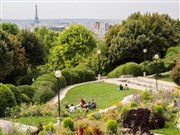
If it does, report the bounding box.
[33,5,40,24]
[94,22,109,31]
[48,25,66,32]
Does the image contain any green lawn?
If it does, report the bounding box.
[61,82,140,109]
[152,127,180,135]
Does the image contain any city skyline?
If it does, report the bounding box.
[0,0,179,20]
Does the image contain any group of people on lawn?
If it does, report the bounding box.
[65,98,97,113]
[119,83,129,90]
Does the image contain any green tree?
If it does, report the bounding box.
[0,30,14,81]
[17,29,45,68]
[105,12,180,70]
[48,24,96,70]
[0,22,20,35]
[34,27,58,62]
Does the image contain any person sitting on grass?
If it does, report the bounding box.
[119,84,124,90]
[80,98,86,108]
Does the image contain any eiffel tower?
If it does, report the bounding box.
[33,5,40,24]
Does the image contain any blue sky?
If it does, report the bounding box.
[0,0,179,19]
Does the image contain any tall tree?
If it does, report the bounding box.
[0,30,14,80]
[105,12,180,70]
[34,26,58,62]
[48,24,96,70]
[17,29,45,68]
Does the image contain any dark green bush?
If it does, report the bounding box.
[106,119,117,134]
[33,85,55,103]
[71,70,81,84]
[146,59,166,75]
[6,84,21,104]
[83,69,96,81]
[170,56,180,85]
[0,83,17,117]
[108,62,142,78]
[17,85,35,100]
[20,93,31,103]
[62,69,74,85]
[17,74,33,85]
[62,117,74,131]
[73,69,85,82]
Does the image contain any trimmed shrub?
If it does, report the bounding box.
[6,84,21,104]
[83,69,96,81]
[107,62,142,78]
[33,85,55,103]
[130,102,138,108]
[62,117,74,131]
[20,93,31,103]
[154,104,164,116]
[120,107,130,119]
[62,69,74,85]
[73,69,85,82]
[17,74,33,85]
[0,83,17,117]
[17,85,35,100]
[106,119,117,134]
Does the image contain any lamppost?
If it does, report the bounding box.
[55,70,61,125]
[97,50,101,81]
[154,54,159,91]
[143,49,147,77]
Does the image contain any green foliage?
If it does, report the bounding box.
[0,83,16,117]
[47,24,96,70]
[0,22,20,35]
[72,69,85,82]
[164,45,180,70]
[6,84,21,104]
[0,30,14,80]
[17,29,45,67]
[20,93,31,103]
[105,12,180,70]
[34,26,58,62]
[62,117,74,131]
[17,85,35,100]
[140,90,152,101]
[154,104,164,116]
[106,119,117,134]
[43,122,55,133]
[170,54,180,85]
[130,102,138,108]
[33,85,55,103]
[108,62,142,78]
[120,107,130,118]
[62,69,74,85]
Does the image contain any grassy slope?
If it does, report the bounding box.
[61,82,140,108]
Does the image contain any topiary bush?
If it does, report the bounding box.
[73,69,85,82]
[106,119,117,134]
[130,102,138,108]
[108,62,142,78]
[6,84,21,104]
[0,83,17,117]
[62,69,74,85]
[17,85,35,101]
[62,117,74,131]
[33,85,55,103]
[154,104,164,116]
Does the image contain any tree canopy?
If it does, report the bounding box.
[105,12,180,70]
[47,24,96,70]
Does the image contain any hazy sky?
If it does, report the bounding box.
[0,0,179,20]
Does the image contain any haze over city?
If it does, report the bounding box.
[0,0,179,20]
